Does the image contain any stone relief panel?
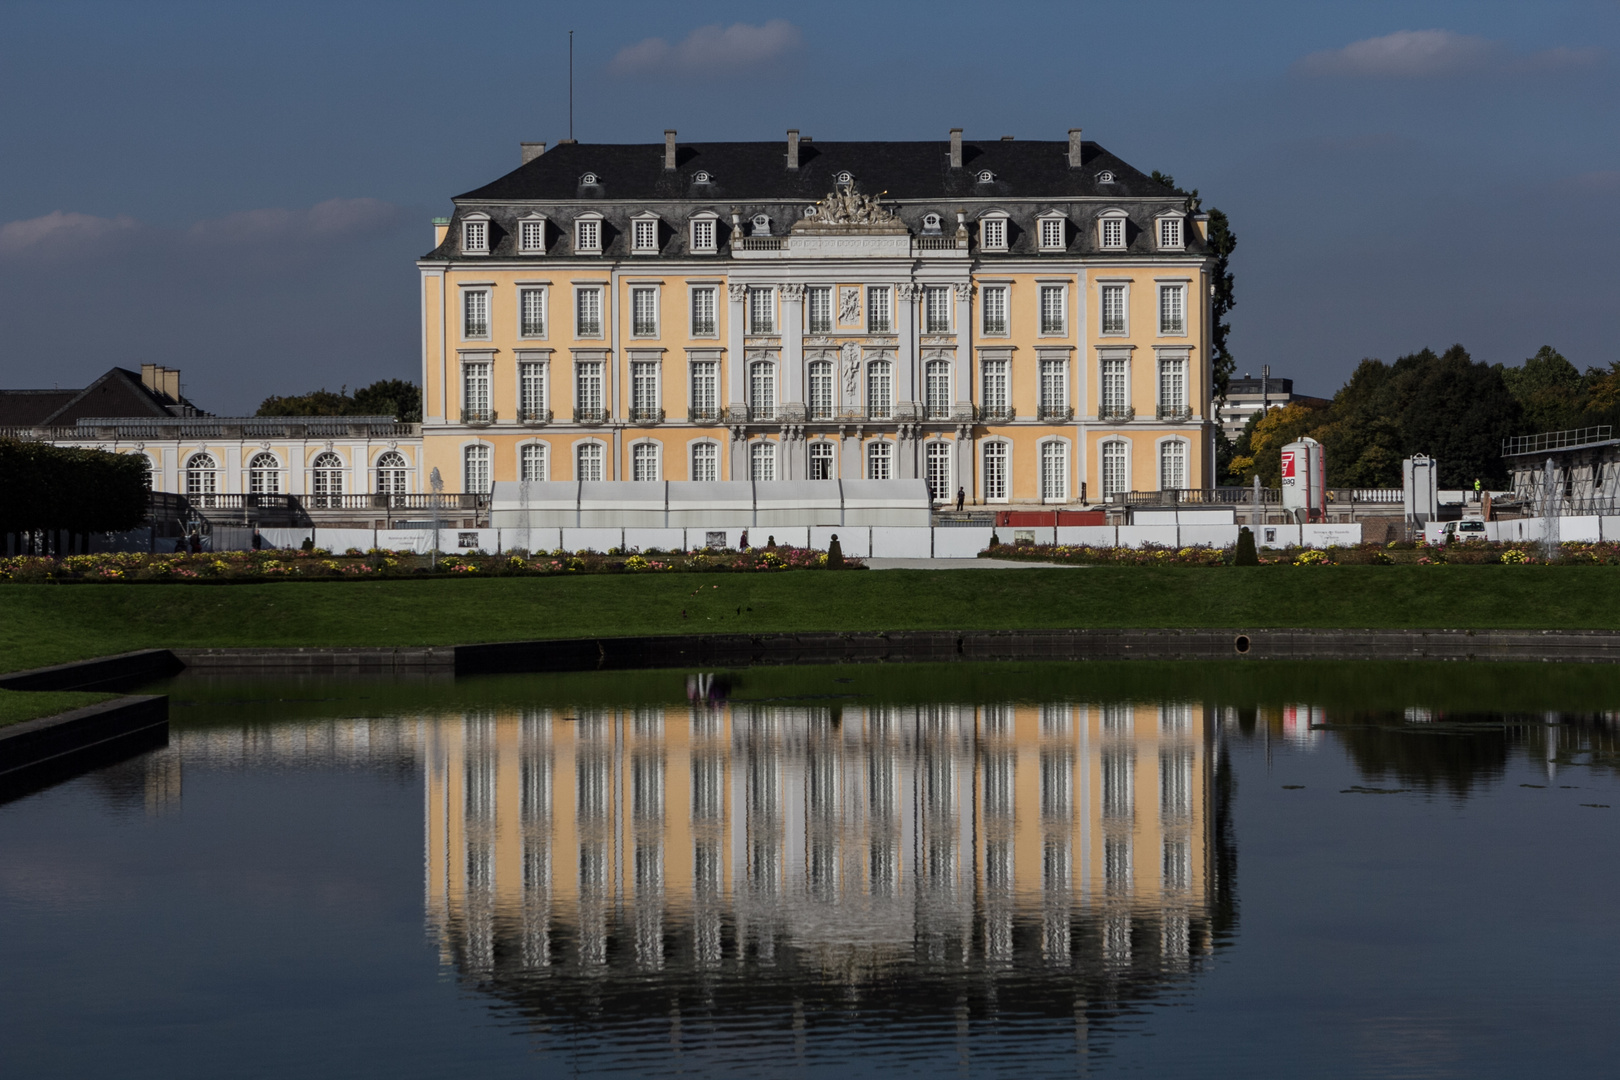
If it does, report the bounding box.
[838,287,861,326]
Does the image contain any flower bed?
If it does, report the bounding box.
[0,546,859,583]
[981,539,1620,567]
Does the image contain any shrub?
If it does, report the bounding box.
[1233,527,1259,566]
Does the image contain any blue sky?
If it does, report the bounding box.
[2,0,1616,413]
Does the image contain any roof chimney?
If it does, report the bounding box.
[141,363,160,393]
[1068,128,1084,168]
[786,129,800,170]
[161,367,180,402]
[664,130,677,170]
[521,142,546,164]
[949,128,963,169]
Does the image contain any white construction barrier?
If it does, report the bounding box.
[871,526,933,558]
[933,528,996,558]
[1302,523,1362,547]
[810,526,869,557]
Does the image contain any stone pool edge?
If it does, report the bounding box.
[0,695,169,793]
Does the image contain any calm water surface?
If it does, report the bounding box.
[2,663,1618,1078]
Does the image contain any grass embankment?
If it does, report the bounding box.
[3,565,1617,673]
[0,689,113,727]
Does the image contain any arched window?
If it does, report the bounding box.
[749,360,776,420]
[1101,441,1128,498]
[750,441,776,481]
[376,451,409,495]
[982,441,1009,502]
[809,441,835,481]
[808,360,834,419]
[1159,441,1186,492]
[185,452,217,503]
[248,452,281,495]
[924,360,951,418]
[311,452,344,506]
[1041,441,1069,502]
[691,442,718,483]
[519,444,548,483]
[866,358,893,419]
[925,442,952,502]
[463,445,491,495]
[631,442,659,482]
[576,442,604,482]
[866,440,892,480]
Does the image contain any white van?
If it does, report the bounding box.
[1441,520,1487,543]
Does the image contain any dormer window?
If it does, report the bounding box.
[921,212,943,234]
[574,214,602,255]
[1098,209,1128,250]
[631,214,660,255]
[689,213,718,254]
[694,170,712,184]
[579,172,599,186]
[517,213,547,254]
[750,213,772,236]
[1038,213,1067,252]
[1098,170,1116,184]
[979,213,1009,252]
[835,171,853,187]
[461,214,489,254]
[1156,212,1185,250]
[976,170,995,184]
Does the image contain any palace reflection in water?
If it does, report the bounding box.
[424,698,1233,1024]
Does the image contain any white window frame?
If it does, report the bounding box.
[519,442,549,483]
[981,283,1009,336]
[630,358,661,419]
[462,443,492,495]
[865,286,892,334]
[1157,437,1188,492]
[1038,283,1067,337]
[689,285,719,338]
[689,440,720,482]
[1099,351,1132,415]
[1039,356,1068,416]
[748,358,777,420]
[688,357,719,420]
[981,439,1011,503]
[866,439,893,480]
[574,285,604,338]
[1158,283,1187,337]
[866,357,894,419]
[749,440,777,481]
[517,213,547,255]
[808,440,836,480]
[517,284,547,338]
[630,284,660,338]
[807,286,833,334]
[573,213,603,255]
[981,356,1010,418]
[374,450,409,495]
[689,213,718,255]
[924,359,952,418]
[1100,439,1131,498]
[1156,212,1186,251]
[1099,281,1129,336]
[461,359,492,421]
[629,439,661,482]
[924,441,953,503]
[461,286,491,340]
[631,213,660,255]
[1037,212,1067,252]
[979,213,1009,252]
[574,440,606,482]
[808,358,835,419]
[461,213,490,255]
[247,451,282,495]
[1039,439,1070,504]
[748,287,775,335]
[923,286,951,334]
[1098,209,1128,250]
[517,358,548,421]
[1158,354,1187,414]
[574,359,604,418]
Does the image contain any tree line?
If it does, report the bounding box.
[0,439,149,537]
[1222,345,1617,490]
[256,378,422,422]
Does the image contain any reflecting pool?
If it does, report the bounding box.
[3,663,1619,1078]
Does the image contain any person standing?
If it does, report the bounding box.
[955,486,966,512]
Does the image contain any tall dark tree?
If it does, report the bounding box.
[1499,346,1585,434]
[1151,172,1238,398]
[1391,345,1521,488]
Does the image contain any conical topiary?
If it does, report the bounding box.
[827,533,844,569]
[1234,526,1259,566]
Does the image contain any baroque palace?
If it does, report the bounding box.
[420,128,1216,504]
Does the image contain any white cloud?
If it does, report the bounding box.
[1295,29,1601,78]
[187,197,401,244]
[0,210,139,253]
[610,20,802,77]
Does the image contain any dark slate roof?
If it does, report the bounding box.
[0,367,202,427]
[456,139,1175,204]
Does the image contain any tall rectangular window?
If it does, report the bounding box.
[520,443,548,482]
[464,445,491,493]
[1039,358,1067,414]
[690,218,715,253]
[576,442,604,482]
[462,220,487,253]
[982,359,1009,417]
[575,219,600,253]
[982,286,1008,334]
[519,219,545,253]
[632,218,658,253]
[924,287,951,333]
[748,288,774,334]
[1101,217,1124,249]
[689,360,718,418]
[1159,357,1186,412]
[1160,441,1186,491]
[575,361,603,416]
[1101,358,1128,412]
[463,290,489,338]
[1159,218,1183,249]
[749,361,776,420]
[1040,285,1065,334]
[750,442,776,481]
[867,287,892,332]
[1102,441,1128,496]
[1040,218,1065,250]
[631,442,659,481]
[631,361,659,417]
[691,442,718,482]
[690,287,717,336]
[983,441,1008,501]
[866,441,892,480]
[462,362,490,419]
[576,288,602,337]
[631,287,658,337]
[1101,285,1126,334]
[866,360,893,419]
[519,361,546,419]
[809,441,834,480]
[519,287,545,337]
[925,442,952,502]
[807,287,832,333]
[981,217,1006,250]
[1159,285,1185,335]
[808,361,834,419]
[925,360,951,417]
[1040,441,1067,501]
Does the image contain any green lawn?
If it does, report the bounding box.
[1,565,1614,673]
[0,688,114,727]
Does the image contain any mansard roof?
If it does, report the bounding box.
[0,367,201,427]
[455,139,1177,205]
